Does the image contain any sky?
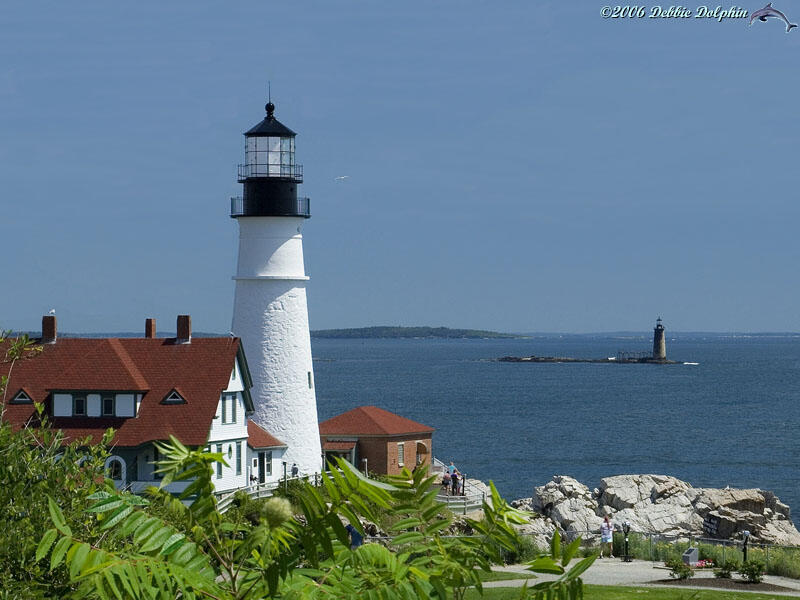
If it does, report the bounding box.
[2,1,799,334]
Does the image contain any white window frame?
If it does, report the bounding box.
[397,442,405,467]
[104,456,126,482]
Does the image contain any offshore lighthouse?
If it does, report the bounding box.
[652,317,666,361]
[230,99,321,475]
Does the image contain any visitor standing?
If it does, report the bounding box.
[600,515,614,558]
[291,463,299,478]
[451,470,459,496]
[442,472,451,495]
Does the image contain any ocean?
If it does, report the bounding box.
[312,335,800,511]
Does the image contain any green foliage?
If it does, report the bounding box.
[761,546,800,579]
[617,534,800,581]
[33,440,594,599]
[665,558,694,580]
[271,474,318,510]
[0,332,115,598]
[713,558,739,578]
[501,534,544,564]
[739,558,766,583]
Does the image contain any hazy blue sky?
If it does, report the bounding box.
[2,1,799,333]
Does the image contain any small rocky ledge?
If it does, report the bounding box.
[510,474,800,547]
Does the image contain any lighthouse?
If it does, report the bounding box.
[230,99,321,475]
[652,317,666,361]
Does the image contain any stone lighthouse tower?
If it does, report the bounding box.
[230,99,321,475]
[652,317,666,361]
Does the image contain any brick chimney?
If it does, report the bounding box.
[145,318,156,339]
[176,315,191,344]
[42,315,57,344]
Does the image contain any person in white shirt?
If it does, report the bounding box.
[600,515,614,558]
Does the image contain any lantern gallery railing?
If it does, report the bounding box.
[238,163,303,182]
[230,196,310,218]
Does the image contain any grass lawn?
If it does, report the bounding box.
[464,584,797,599]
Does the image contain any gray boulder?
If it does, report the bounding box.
[520,474,800,546]
[530,475,603,541]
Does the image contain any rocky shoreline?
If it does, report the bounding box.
[503,474,800,548]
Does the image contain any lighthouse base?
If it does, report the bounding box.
[232,279,322,475]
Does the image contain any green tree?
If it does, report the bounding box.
[0,332,113,599]
[37,435,594,599]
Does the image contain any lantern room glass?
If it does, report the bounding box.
[245,136,295,177]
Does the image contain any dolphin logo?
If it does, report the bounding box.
[749,2,797,32]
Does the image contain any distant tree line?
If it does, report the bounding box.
[311,326,518,339]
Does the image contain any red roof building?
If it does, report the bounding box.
[319,406,434,476]
[2,315,286,494]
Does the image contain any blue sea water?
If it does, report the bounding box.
[312,335,800,511]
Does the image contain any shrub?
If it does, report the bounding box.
[501,533,542,563]
[714,559,739,578]
[765,547,800,580]
[739,559,766,583]
[665,558,694,580]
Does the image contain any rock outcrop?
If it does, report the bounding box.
[512,474,800,546]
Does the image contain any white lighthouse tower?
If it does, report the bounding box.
[230,99,321,475]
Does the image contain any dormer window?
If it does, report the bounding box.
[161,390,186,405]
[11,390,32,404]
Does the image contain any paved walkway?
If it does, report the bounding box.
[487,558,800,596]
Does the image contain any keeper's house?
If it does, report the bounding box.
[319,406,433,476]
[0,315,286,495]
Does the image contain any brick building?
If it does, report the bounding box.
[319,406,433,476]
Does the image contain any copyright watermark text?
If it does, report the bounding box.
[600,5,749,21]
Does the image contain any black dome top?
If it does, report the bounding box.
[245,102,297,137]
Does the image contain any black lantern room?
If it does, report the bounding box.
[231,101,310,218]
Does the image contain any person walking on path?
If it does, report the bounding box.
[600,515,614,558]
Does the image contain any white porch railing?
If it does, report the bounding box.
[127,480,193,495]
[430,457,447,475]
[216,479,290,513]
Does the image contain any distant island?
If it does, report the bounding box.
[311,326,519,339]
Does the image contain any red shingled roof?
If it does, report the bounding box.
[247,420,286,449]
[1,337,243,447]
[319,405,433,436]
